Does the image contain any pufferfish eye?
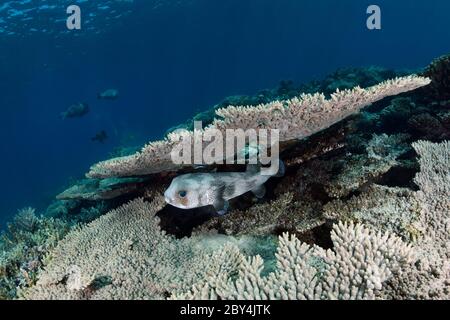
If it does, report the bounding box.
[178,190,187,198]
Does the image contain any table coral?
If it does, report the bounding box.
[87,76,430,179]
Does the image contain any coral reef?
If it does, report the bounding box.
[23,197,251,300]
[324,141,450,299]
[174,222,414,300]
[23,199,414,300]
[323,185,422,241]
[0,208,72,299]
[194,192,325,237]
[382,141,449,299]
[165,66,404,135]
[56,177,149,201]
[87,76,430,179]
[319,66,404,94]
[408,113,449,140]
[324,133,411,198]
[423,54,450,101]
[2,56,449,300]
[22,139,449,300]
[195,133,412,239]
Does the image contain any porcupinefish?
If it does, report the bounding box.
[164,161,285,215]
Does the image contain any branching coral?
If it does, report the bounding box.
[323,140,449,299]
[20,140,449,300]
[5,63,446,301]
[23,197,246,300]
[0,209,72,299]
[173,221,414,300]
[87,76,430,179]
[21,195,417,301]
[384,140,449,299]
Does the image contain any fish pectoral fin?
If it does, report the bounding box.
[251,184,266,199]
[213,198,229,215]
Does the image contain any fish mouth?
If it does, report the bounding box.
[164,193,176,205]
[164,198,186,210]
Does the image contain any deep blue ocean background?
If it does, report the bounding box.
[1,0,449,228]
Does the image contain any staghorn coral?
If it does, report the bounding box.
[173,221,414,300]
[44,198,112,227]
[87,76,430,179]
[23,197,249,300]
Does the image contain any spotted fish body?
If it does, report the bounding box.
[164,162,284,215]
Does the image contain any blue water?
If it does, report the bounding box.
[1,0,449,227]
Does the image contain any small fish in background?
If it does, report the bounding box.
[98,89,119,100]
[91,130,108,144]
[164,160,285,215]
[60,103,90,119]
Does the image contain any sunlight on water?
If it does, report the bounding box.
[0,0,194,37]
